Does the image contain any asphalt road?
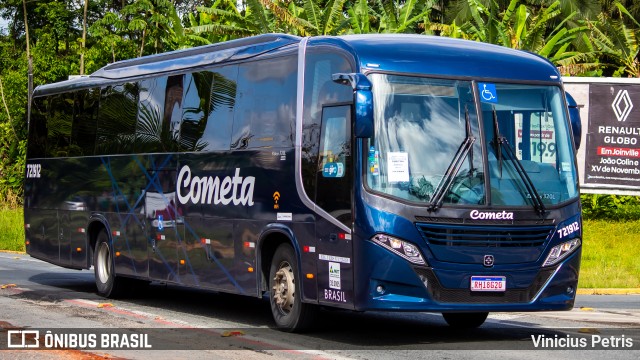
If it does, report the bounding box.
[0,252,638,359]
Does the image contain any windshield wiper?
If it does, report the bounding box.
[492,107,503,177]
[428,106,475,211]
[491,106,546,215]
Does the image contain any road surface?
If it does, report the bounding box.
[0,253,638,359]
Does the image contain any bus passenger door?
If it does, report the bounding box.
[315,105,355,309]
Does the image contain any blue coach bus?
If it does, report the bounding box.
[25,33,582,331]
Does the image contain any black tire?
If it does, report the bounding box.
[94,229,126,298]
[442,312,489,328]
[269,244,316,332]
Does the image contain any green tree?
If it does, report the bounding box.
[347,0,373,34]
[120,0,184,56]
[589,2,640,77]
[373,0,434,34]
[446,0,600,25]
[89,11,138,64]
[186,0,270,41]
[298,0,349,35]
[600,0,640,28]
[442,0,594,71]
[247,0,346,36]
[192,0,349,37]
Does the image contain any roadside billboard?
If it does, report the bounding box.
[563,78,640,195]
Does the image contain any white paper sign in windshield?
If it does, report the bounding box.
[387,152,410,182]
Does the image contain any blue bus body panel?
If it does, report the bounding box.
[334,34,562,82]
[356,237,580,311]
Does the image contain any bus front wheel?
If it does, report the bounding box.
[94,230,125,298]
[269,244,316,332]
[442,312,489,328]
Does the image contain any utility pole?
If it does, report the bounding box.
[23,0,33,128]
[80,0,89,75]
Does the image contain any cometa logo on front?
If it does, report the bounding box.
[470,210,514,220]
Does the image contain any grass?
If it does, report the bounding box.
[0,207,24,252]
[580,219,640,289]
[0,208,638,288]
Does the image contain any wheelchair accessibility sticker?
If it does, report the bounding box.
[478,83,498,103]
[157,215,164,231]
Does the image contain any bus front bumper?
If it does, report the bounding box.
[354,243,581,313]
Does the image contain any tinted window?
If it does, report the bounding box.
[47,93,74,157]
[71,88,99,156]
[136,75,182,153]
[232,56,296,150]
[180,66,237,152]
[28,96,49,158]
[302,50,354,201]
[96,83,139,155]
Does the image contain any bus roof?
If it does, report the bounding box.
[333,34,561,83]
[34,33,561,97]
[33,33,301,97]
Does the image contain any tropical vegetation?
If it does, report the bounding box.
[1,0,640,209]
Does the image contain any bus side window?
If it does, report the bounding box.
[231,55,297,150]
[181,66,237,152]
[165,75,183,152]
[47,93,74,158]
[28,96,49,158]
[71,88,99,156]
[135,75,183,153]
[180,72,208,152]
[96,83,139,155]
[316,105,352,225]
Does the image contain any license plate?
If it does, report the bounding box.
[470,276,506,292]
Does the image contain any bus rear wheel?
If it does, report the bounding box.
[269,244,316,332]
[442,312,488,328]
[94,230,125,298]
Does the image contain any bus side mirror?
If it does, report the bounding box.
[332,73,374,138]
[565,92,582,150]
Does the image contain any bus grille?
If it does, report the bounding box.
[415,223,555,247]
[414,267,555,304]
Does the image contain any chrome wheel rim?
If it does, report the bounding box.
[272,261,295,315]
[96,242,111,284]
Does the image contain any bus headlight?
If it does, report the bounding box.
[372,234,426,265]
[543,238,581,267]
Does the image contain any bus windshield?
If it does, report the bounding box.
[481,83,578,207]
[366,74,485,205]
[366,74,579,208]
